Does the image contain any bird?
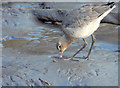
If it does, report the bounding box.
[56,2,116,61]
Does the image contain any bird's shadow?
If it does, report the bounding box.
[51,56,86,60]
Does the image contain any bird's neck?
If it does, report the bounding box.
[65,35,78,46]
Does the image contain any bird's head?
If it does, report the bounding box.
[56,35,77,58]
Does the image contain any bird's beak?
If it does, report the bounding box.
[59,52,63,58]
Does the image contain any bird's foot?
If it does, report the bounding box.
[82,56,89,60]
[63,57,79,61]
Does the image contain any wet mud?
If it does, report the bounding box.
[1,2,119,86]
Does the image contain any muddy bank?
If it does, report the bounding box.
[1,2,119,86]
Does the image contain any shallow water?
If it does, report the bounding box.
[1,23,119,52]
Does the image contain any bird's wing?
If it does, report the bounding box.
[62,3,115,29]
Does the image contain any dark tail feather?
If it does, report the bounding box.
[105,2,115,8]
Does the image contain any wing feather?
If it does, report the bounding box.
[62,3,115,29]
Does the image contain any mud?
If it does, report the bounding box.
[1,2,119,86]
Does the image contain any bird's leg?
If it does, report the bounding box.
[67,38,88,61]
[84,34,96,60]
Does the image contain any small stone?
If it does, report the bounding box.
[53,59,57,62]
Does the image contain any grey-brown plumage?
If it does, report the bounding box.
[60,2,116,39]
[62,2,116,29]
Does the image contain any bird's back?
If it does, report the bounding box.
[62,2,116,38]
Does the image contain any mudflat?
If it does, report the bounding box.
[1,2,119,86]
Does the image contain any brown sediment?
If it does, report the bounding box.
[2,40,30,48]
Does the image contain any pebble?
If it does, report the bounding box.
[53,59,57,62]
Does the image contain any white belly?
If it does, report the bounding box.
[68,19,101,38]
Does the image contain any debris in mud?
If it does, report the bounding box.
[53,59,57,62]
[38,78,50,86]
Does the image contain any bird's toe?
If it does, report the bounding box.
[64,57,79,61]
[82,56,89,60]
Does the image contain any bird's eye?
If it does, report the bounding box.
[58,45,61,50]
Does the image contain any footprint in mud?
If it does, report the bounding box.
[57,68,83,86]
[43,68,48,75]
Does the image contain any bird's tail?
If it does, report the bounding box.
[98,2,116,20]
[104,2,116,8]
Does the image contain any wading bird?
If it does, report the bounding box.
[56,2,116,61]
